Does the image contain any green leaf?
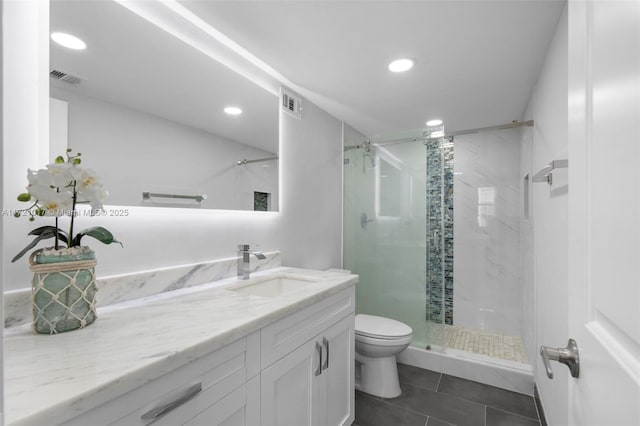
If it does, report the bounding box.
[12,229,60,263]
[73,158,81,165]
[17,193,31,202]
[55,155,65,164]
[28,226,68,243]
[72,226,123,248]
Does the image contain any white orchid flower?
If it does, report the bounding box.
[13,149,121,263]
[28,182,59,203]
[75,168,101,192]
[27,168,57,190]
[46,162,76,188]
[26,169,40,188]
[38,190,73,216]
[47,163,83,188]
[74,168,107,213]
[79,186,108,213]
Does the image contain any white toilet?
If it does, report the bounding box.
[354,314,413,398]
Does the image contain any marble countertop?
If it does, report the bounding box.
[4,267,358,426]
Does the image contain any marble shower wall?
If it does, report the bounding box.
[453,129,523,337]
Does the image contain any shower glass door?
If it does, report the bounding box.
[343,134,446,350]
[345,126,531,366]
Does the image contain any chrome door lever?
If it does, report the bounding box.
[540,338,580,379]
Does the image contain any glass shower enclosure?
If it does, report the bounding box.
[344,126,527,365]
[343,131,447,350]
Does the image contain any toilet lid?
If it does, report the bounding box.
[355,314,413,339]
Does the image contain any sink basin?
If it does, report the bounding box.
[230,276,319,298]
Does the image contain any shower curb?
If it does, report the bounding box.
[397,345,535,395]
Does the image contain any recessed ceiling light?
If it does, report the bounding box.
[224,106,242,115]
[51,32,86,50]
[388,58,415,73]
[430,130,445,138]
[426,119,443,127]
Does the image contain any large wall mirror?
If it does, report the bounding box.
[50,0,279,211]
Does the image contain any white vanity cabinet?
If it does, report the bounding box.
[58,286,355,426]
[260,288,355,426]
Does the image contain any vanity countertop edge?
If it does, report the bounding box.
[4,267,358,426]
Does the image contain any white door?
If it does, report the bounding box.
[260,338,322,426]
[317,316,355,426]
[568,1,640,425]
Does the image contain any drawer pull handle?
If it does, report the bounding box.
[141,382,202,421]
[322,337,329,371]
[315,341,323,376]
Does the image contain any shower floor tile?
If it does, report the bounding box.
[442,325,528,363]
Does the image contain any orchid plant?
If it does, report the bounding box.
[12,149,121,262]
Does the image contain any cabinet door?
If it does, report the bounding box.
[318,315,355,426]
[260,338,322,426]
[184,376,260,426]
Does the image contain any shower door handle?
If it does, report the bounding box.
[360,212,373,229]
[540,339,580,379]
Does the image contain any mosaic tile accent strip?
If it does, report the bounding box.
[425,137,454,325]
[442,138,454,325]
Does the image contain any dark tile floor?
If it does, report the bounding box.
[353,363,543,426]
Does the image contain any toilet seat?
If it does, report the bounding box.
[355,333,413,347]
[355,314,413,340]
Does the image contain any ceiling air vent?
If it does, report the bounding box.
[281,89,302,119]
[49,69,83,85]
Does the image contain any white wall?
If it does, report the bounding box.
[453,130,522,337]
[0,0,4,417]
[3,24,345,293]
[2,0,53,418]
[51,87,278,211]
[279,91,344,269]
[521,5,568,425]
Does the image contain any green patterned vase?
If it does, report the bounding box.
[30,248,98,334]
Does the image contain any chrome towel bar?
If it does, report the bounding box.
[142,192,207,202]
[236,156,278,165]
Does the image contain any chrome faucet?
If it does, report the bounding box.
[237,244,267,280]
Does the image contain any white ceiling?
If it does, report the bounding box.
[180,0,566,137]
[50,0,279,154]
